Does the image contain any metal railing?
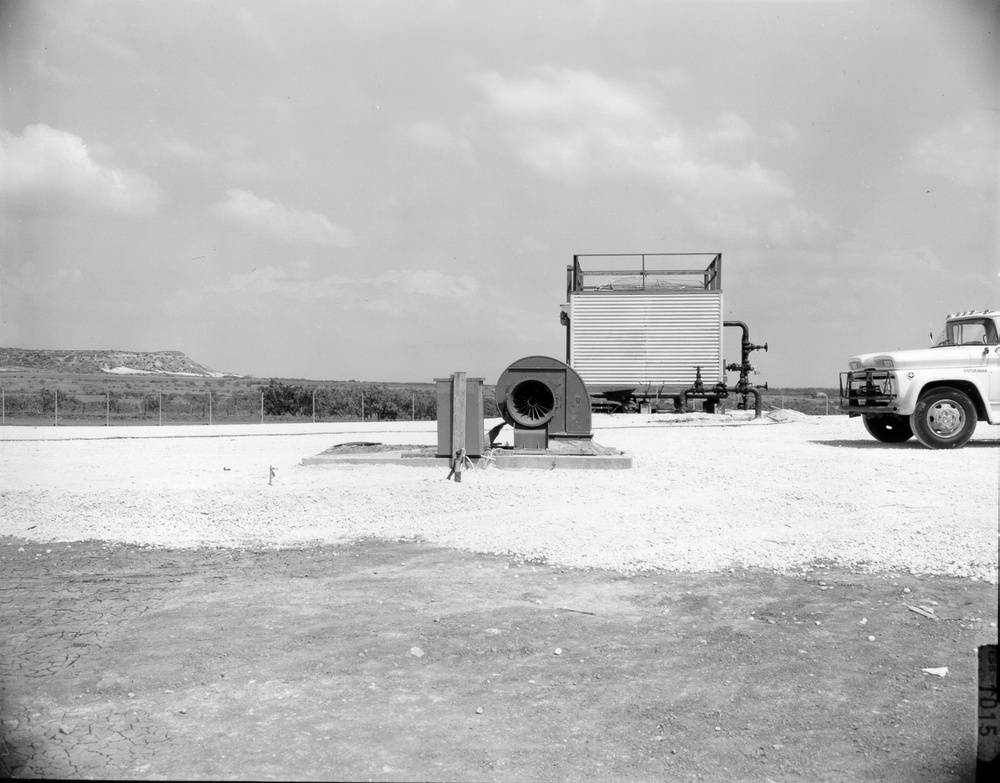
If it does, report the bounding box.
[568,252,722,295]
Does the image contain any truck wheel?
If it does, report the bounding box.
[910,388,978,449]
[862,413,913,443]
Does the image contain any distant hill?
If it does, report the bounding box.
[0,348,230,377]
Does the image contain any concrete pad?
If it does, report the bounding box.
[491,450,633,470]
[300,450,486,468]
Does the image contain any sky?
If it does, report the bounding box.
[1,0,997,386]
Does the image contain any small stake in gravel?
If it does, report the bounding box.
[269,466,275,486]
[906,604,940,621]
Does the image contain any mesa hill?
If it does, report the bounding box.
[0,348,229,377]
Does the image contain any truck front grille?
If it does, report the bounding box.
[840,370,896,410]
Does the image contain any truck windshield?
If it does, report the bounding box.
[933,319,998,347]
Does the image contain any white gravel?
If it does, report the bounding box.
[1,413,997,582]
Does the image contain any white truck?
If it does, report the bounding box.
[840,310,1000,449]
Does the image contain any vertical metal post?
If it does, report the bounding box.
[450,372,467,483]
[209,391,213,425]
[106,391,110,426]
[1,388,4,425]
[361,391,365,422]
[412,392,415,421]
[260,391,264,424]
[159,392,162,426]
[54,388,58,426]
[312,388,316,423]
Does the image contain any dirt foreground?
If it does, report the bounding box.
[1,414,997,781]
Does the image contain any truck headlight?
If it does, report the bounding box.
[849,360,862,370]
[875,358,894,368]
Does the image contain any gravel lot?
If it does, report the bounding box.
[1,412,997,582]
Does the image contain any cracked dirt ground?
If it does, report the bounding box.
[1,537,997,781]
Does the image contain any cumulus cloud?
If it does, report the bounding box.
[375,270,478,299]
[910,113,999,188]
[403,122,475,166]
[474,66,823,244]
[476,67,790,196]
[478,66,646,122]
[210,189,355,248]
[169,265,478,316]
[0,123,161,215]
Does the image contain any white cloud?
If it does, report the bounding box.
[910,113,999,188]
[403,122,475,165]
[210,189,355,248]
[765,205,832,248]
[0,124,162,215]
[706,112,758,151]
[168,265,478,317]
[478,66,647,122]
[375,270,478,299]
[474,66,823,243]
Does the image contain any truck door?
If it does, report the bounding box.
[989,344,1000,406]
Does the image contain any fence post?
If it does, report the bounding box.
[1,388,4,426]
[412,392,415,421]
[54,389,58,426]
[209,391,213,425]
[159,392,162,426]
[361,390,365,422]
[106,391,110,426]
[261,391,264,424]
[312,388,316,423]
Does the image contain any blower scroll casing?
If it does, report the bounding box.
[495,356,593,450]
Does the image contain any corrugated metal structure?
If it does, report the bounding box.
[564,254,724,389]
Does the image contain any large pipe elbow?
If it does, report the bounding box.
[724,320,750,346]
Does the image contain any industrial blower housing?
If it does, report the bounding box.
[495,356,593,449]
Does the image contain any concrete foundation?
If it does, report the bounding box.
[301,447,632,470]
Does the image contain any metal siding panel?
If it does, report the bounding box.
[570,292,722,385]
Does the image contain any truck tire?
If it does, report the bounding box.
[910,387,978,449]
[862,413,913,443]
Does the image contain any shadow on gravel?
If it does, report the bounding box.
[810,439,999,450]
[1,537,996,781]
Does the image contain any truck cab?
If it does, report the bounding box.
[840,310,1000,448]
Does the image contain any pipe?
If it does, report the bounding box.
[680,366,706,411]
[560,308,571,365]
[724,320,767,418]
[680,367,729,413]
[724,320,750,348]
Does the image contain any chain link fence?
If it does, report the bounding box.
[0,384,485,426]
